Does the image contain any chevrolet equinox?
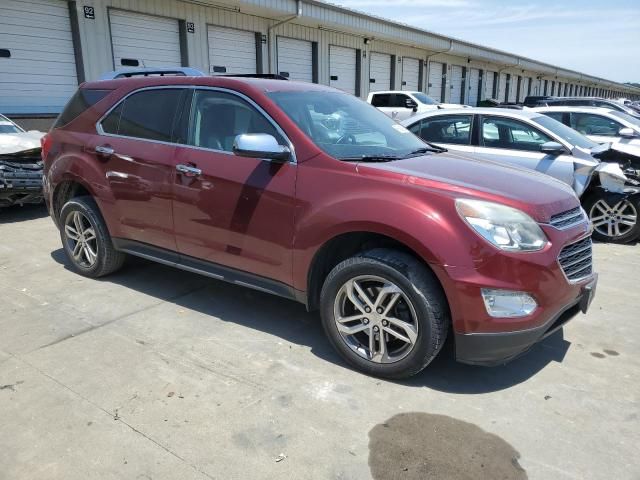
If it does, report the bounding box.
[42,75,597,378]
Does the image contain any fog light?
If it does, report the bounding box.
[481,289,537,318]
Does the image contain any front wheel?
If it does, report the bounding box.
[319,249,449,379]
[582,190,640,243]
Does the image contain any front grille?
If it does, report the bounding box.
[550,206,585,229]
[558,237,593,282]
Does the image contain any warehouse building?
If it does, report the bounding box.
[1,0,639,126]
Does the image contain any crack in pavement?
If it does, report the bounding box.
[12,353,216,480]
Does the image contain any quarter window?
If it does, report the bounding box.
[188,90,285,152]
[101,89,184,142]
[569,113,622,136]
[417,115,472,145]
[481,117,551,151]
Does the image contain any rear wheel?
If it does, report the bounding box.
[320,248,449,379]
[59,196,125,277]
[583,190,640,243]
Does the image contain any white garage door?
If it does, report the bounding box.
[110,10,181,69]
[401,57,420,91]
[208,25,256,75]
[467,68,480,106]
[0,0,77,114]
[277,37,313,83]
[509,75,518,102]
[520,77,530,101]
[498,73,507,102]
[450,65,463,104]
[484,71,496,99]
[428,62,444,101]
[329,45,356,95]
[369,52,391,92]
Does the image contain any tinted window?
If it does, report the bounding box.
[418,115,472,145]
[188,90,284,152]
[532,115,597,149]
[570,113,622,136]
[609,111,640,129]
[54,89,112,128]
[481,117,552,151]
[542,111,565,123]
[103,89,183,142]
[391,94,411,108]
[371,94,391,107]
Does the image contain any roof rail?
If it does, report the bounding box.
[99,67,206,80]
[217,74,289,81]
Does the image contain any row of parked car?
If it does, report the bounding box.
[366,91,640,244]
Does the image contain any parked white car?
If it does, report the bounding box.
[530,107,640,148]
[367,91,467,121]
[401,108,640,243]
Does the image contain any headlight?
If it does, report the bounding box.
[455,199,548,252]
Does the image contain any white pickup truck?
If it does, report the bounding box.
[367,91,468,121]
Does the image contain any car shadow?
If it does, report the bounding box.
[0,204,48,223]
[50,249,570,394]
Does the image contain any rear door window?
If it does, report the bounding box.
[569,112,622,136]
[418,115,472,145]
[481,117,552,151]
[371,94,391,107]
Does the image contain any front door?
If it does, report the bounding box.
[172,88,297,286]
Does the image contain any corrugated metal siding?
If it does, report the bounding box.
[0,0,77,114]
[109,9,181,69]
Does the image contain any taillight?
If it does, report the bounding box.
[41,134,51,162]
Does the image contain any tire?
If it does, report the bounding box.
[319,248,449,379]
[582,189,640,244]
[59,196,125,277]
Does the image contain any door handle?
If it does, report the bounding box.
[176,164,202,177]
[95,145,115,156]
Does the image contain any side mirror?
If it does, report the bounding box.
[540,141,566,155]
[405,98,418,112]
[618,127,636,138]
[233,134,291,163]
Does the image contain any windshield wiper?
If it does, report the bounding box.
[341,155,402,162]
[406,144,448,155]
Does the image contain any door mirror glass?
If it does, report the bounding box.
[233,134,291,162]
[540,141,566,155]
[618,127,636,138]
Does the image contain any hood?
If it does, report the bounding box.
[357,150,579,222]
[0,131,45,155]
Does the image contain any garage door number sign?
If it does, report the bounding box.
[83,6,95,19]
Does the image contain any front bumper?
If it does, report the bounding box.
[0,160,43,207]
[454,275,597,366]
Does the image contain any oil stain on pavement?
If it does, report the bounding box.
[368,413,527,480]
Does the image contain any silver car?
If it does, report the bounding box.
[530,106,640,148]
[402,108,640,243]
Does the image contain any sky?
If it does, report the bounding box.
[333,0,640,83]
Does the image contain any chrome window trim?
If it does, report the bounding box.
[95,85,297,164]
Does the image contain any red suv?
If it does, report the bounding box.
[42,75,597,378]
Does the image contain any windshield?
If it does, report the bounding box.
[413,93,438,105]
[609,110,640,129]
[268,91,428,160]
[0,117,22,134]
[531,115,598,150]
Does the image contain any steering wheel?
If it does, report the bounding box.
[337,134,356,145]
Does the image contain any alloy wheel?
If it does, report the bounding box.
[333,275,419,364]
[64,211,98,268]
[589,198,638,239]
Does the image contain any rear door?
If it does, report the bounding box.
[474,115,575,187]
[172,88,297,286]
[94,87,186,250]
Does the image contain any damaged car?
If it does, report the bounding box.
[0,114,45,208]
[402,108,640,243]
